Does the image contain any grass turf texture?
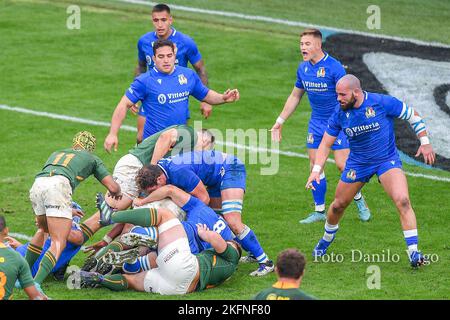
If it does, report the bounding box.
[0,0,449,300]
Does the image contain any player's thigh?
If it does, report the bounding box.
[333,149,350,172]
[333,180,365,208]
[106,192,132,210]
[124,272,147,292]
[378,168,410,204]
[35,215,49,233]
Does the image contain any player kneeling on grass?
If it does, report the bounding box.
[0,215,47,300]
[77,198,241,295]
[254,248,316,300]
[306,74,435,268]
[26,131,121,284]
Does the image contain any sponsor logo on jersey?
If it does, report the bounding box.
[158,94,167,104]
[337,139,342,145]
[305,67,308,73]
[157,79,162,84]
[0,257,5,263]
[346,112,350,118]
[346,169,357,181]
[307,133,314,144]
[128,88,134,94]
[365,106,376,118]
[345,128,354,137]
[220,166,225,177]
[178,74,188,85]
[390,160,396,165]
[317,67,326,77]
[163,248,179,263]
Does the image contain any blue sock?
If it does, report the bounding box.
[403,229,418,255]
[235,225,268,263]
[123,255,151,273]
[312,173,327,212]
[322,221,338,243]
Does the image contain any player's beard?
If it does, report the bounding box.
[340,94,357,110]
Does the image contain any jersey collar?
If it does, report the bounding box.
[157,163,169,180]
[309,51,328,67]
[272,281,299,289]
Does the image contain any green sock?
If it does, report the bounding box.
[112,207,158,227]
[25,244,43,268]
[100,274,128,291]
[80,223,94,244]
[34,251,57,284]
[95,241,124,260]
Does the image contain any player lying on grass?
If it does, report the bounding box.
[77,199,241,295]
[26,131,121,284]
[136,150,273,276]
[0,215,47,300]
[85,188,234,275]
[306,74,435,267]
[80,125,215,255]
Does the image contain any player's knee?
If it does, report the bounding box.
[223,214,242,233]
[394,196,411,212]
[331,199,348,213]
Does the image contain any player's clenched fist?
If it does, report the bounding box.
[223,89,240,103]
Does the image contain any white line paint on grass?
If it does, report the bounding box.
[117,0,450,49]
[2,104,450,182]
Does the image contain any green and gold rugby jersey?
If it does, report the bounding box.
[129,125,197,165]
[253,281,316,300]
[196,244,240,291]
[0,243,34,300]
[35,149,110,191]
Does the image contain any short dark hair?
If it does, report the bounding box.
[276,249,306,279]
[300,28,322,40]
[0,215,6,233]
[136,165,163,191]
[152,3,171,14]
[152,39,175,55]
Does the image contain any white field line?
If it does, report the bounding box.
[2,104,450,182]
[117,0,450,49]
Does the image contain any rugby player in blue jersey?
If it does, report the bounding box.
[306,74,435,267]
[104,39,239,153]
[133,150,274,276]
[134,4,212,143]
[271,29,371,224]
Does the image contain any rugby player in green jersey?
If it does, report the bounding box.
[0,216,47,300]
[81,125,214,258]
[26,131,121,284]
[77,198,241,295]
[253,249,316,300]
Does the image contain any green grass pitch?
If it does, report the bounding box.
[0,0,449,300]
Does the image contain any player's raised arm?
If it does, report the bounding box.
[305,132,335,190]
[271,87,305,142]
[150,128,179,164]
[104,95,135,153]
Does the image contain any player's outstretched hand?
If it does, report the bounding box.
[4,236,22,249]
[84,240,108,256]
[305,172,321,191]
[415,143,435,165]
[223,89,240,103]
[200,101,213,119]
[104,133,118,153]
[270,122,282,142]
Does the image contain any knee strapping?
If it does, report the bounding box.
[222,199,243,215]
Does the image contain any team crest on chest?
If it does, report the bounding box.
[316,67,326,77]
[365,106,376,118]
[178,74,188,85]
[346,169,357,181]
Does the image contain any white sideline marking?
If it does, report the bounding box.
[2,104,450,182]
[9,233,32,241]
[117,0,450,49]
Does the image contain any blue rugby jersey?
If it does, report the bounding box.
[295,52,346,121]
[126,66,209,138]
[326,92,405,165]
